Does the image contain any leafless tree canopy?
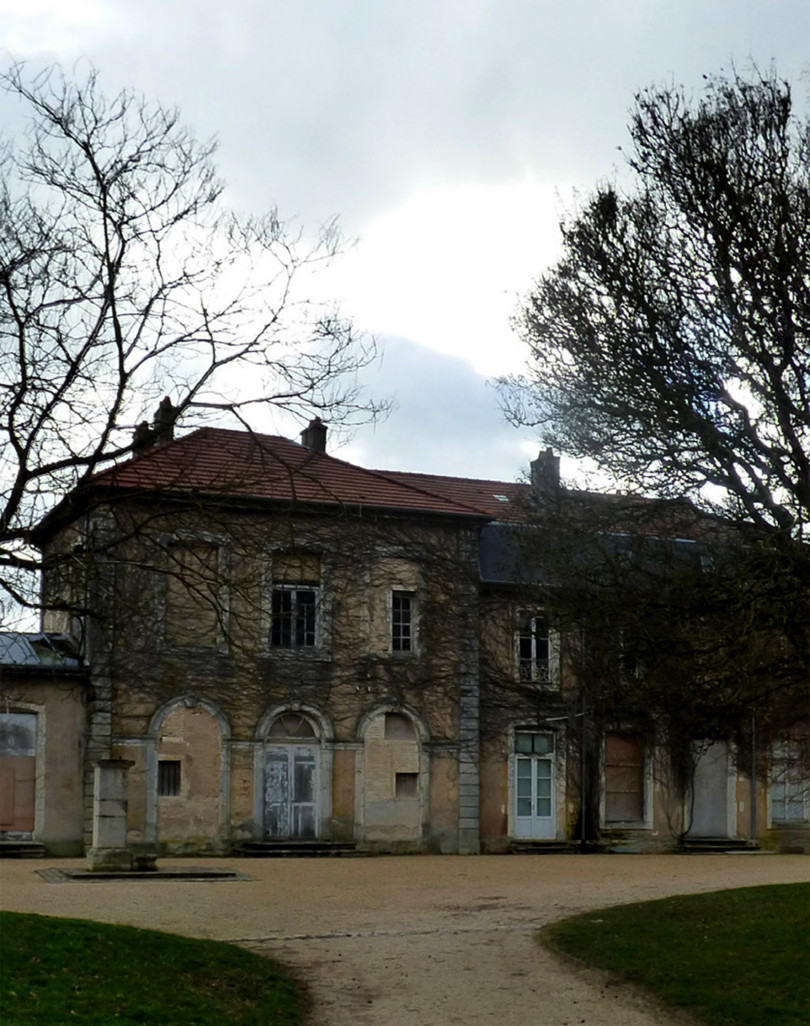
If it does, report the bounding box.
[0,62,382,622]
[503,68,809,541]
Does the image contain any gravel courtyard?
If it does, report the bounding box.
[1,853,807,1025]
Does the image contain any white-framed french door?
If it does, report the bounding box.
[513,731,556,840]
[264,744,319,839]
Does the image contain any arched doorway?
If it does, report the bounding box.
[263,711,323,840]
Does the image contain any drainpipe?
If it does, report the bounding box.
[580,693,587,853]
[750,711,757,844]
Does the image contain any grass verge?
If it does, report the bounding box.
[0,911,301,1025]
[542,882,810,1026]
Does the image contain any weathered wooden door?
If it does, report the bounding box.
[264,746,318,839]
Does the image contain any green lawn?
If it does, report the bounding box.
[0,912,301,1026]
[542,882,810,1026]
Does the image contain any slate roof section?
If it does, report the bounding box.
[0,633,82,668]
[87,428,494,519]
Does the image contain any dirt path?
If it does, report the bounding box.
[2,854,807,1025]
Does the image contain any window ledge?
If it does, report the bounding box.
[262,648,332,662]
[161,642,230,656]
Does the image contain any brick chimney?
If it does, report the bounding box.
[131,397,179,451]
[530,447,560,501]
[152,397,179,446]
[301,417,327,453]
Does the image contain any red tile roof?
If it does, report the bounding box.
[380,470,531,520]
[89,428,496,519]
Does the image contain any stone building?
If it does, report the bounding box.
[2,417,807,855]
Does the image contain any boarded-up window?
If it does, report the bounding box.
[165,542,220,646]
[0,712,37,833]
[604,733,645,823]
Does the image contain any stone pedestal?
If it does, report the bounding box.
[86,759,134,871]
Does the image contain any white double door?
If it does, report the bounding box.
[264,745,318,839]
[514,753,556,839]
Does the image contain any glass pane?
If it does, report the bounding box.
[294,804,316,838]
[515,734,533,754]
[533,734,553,755]
[536,759,552,816]
[293,753,315,802]
[0,713,36,756]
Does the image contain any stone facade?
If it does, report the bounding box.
[6,422,806,856]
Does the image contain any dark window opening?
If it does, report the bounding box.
[158,759,181,797]
[395,772,419,798]
[271,585,318,648]
[518,614,551,683]
[392,591,414,652]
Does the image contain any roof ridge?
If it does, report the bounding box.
[381,467,525,488]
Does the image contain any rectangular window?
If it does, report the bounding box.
[395,772,419,798]
[771,744,808,822]
[271,585,319,648]
[518,614,551,683]
[515,731,554,756]
[157,759,181,797]
[392,591,415,652]
[604,733,645,823]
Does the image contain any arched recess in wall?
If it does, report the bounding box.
[145,695,231,850]
[357,705,429,845]
[254,704,334,841]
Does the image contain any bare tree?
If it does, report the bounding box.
[498,69,809,830]
[503,68,809,542]
[0,61,382,625]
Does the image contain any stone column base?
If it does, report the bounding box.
[86,847,134,872]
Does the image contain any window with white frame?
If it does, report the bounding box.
[517,613,554,684]
[771,743,808,822]
[391,590,415,652]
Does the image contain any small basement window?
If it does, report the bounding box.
[158,759,181,797]
[395,772,419,798]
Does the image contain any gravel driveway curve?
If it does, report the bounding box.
[2,853,807,1026]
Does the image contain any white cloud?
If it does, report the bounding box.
[330,180,566,377]
[0,0,123,53]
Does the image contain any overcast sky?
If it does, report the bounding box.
[2,0,808,484]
